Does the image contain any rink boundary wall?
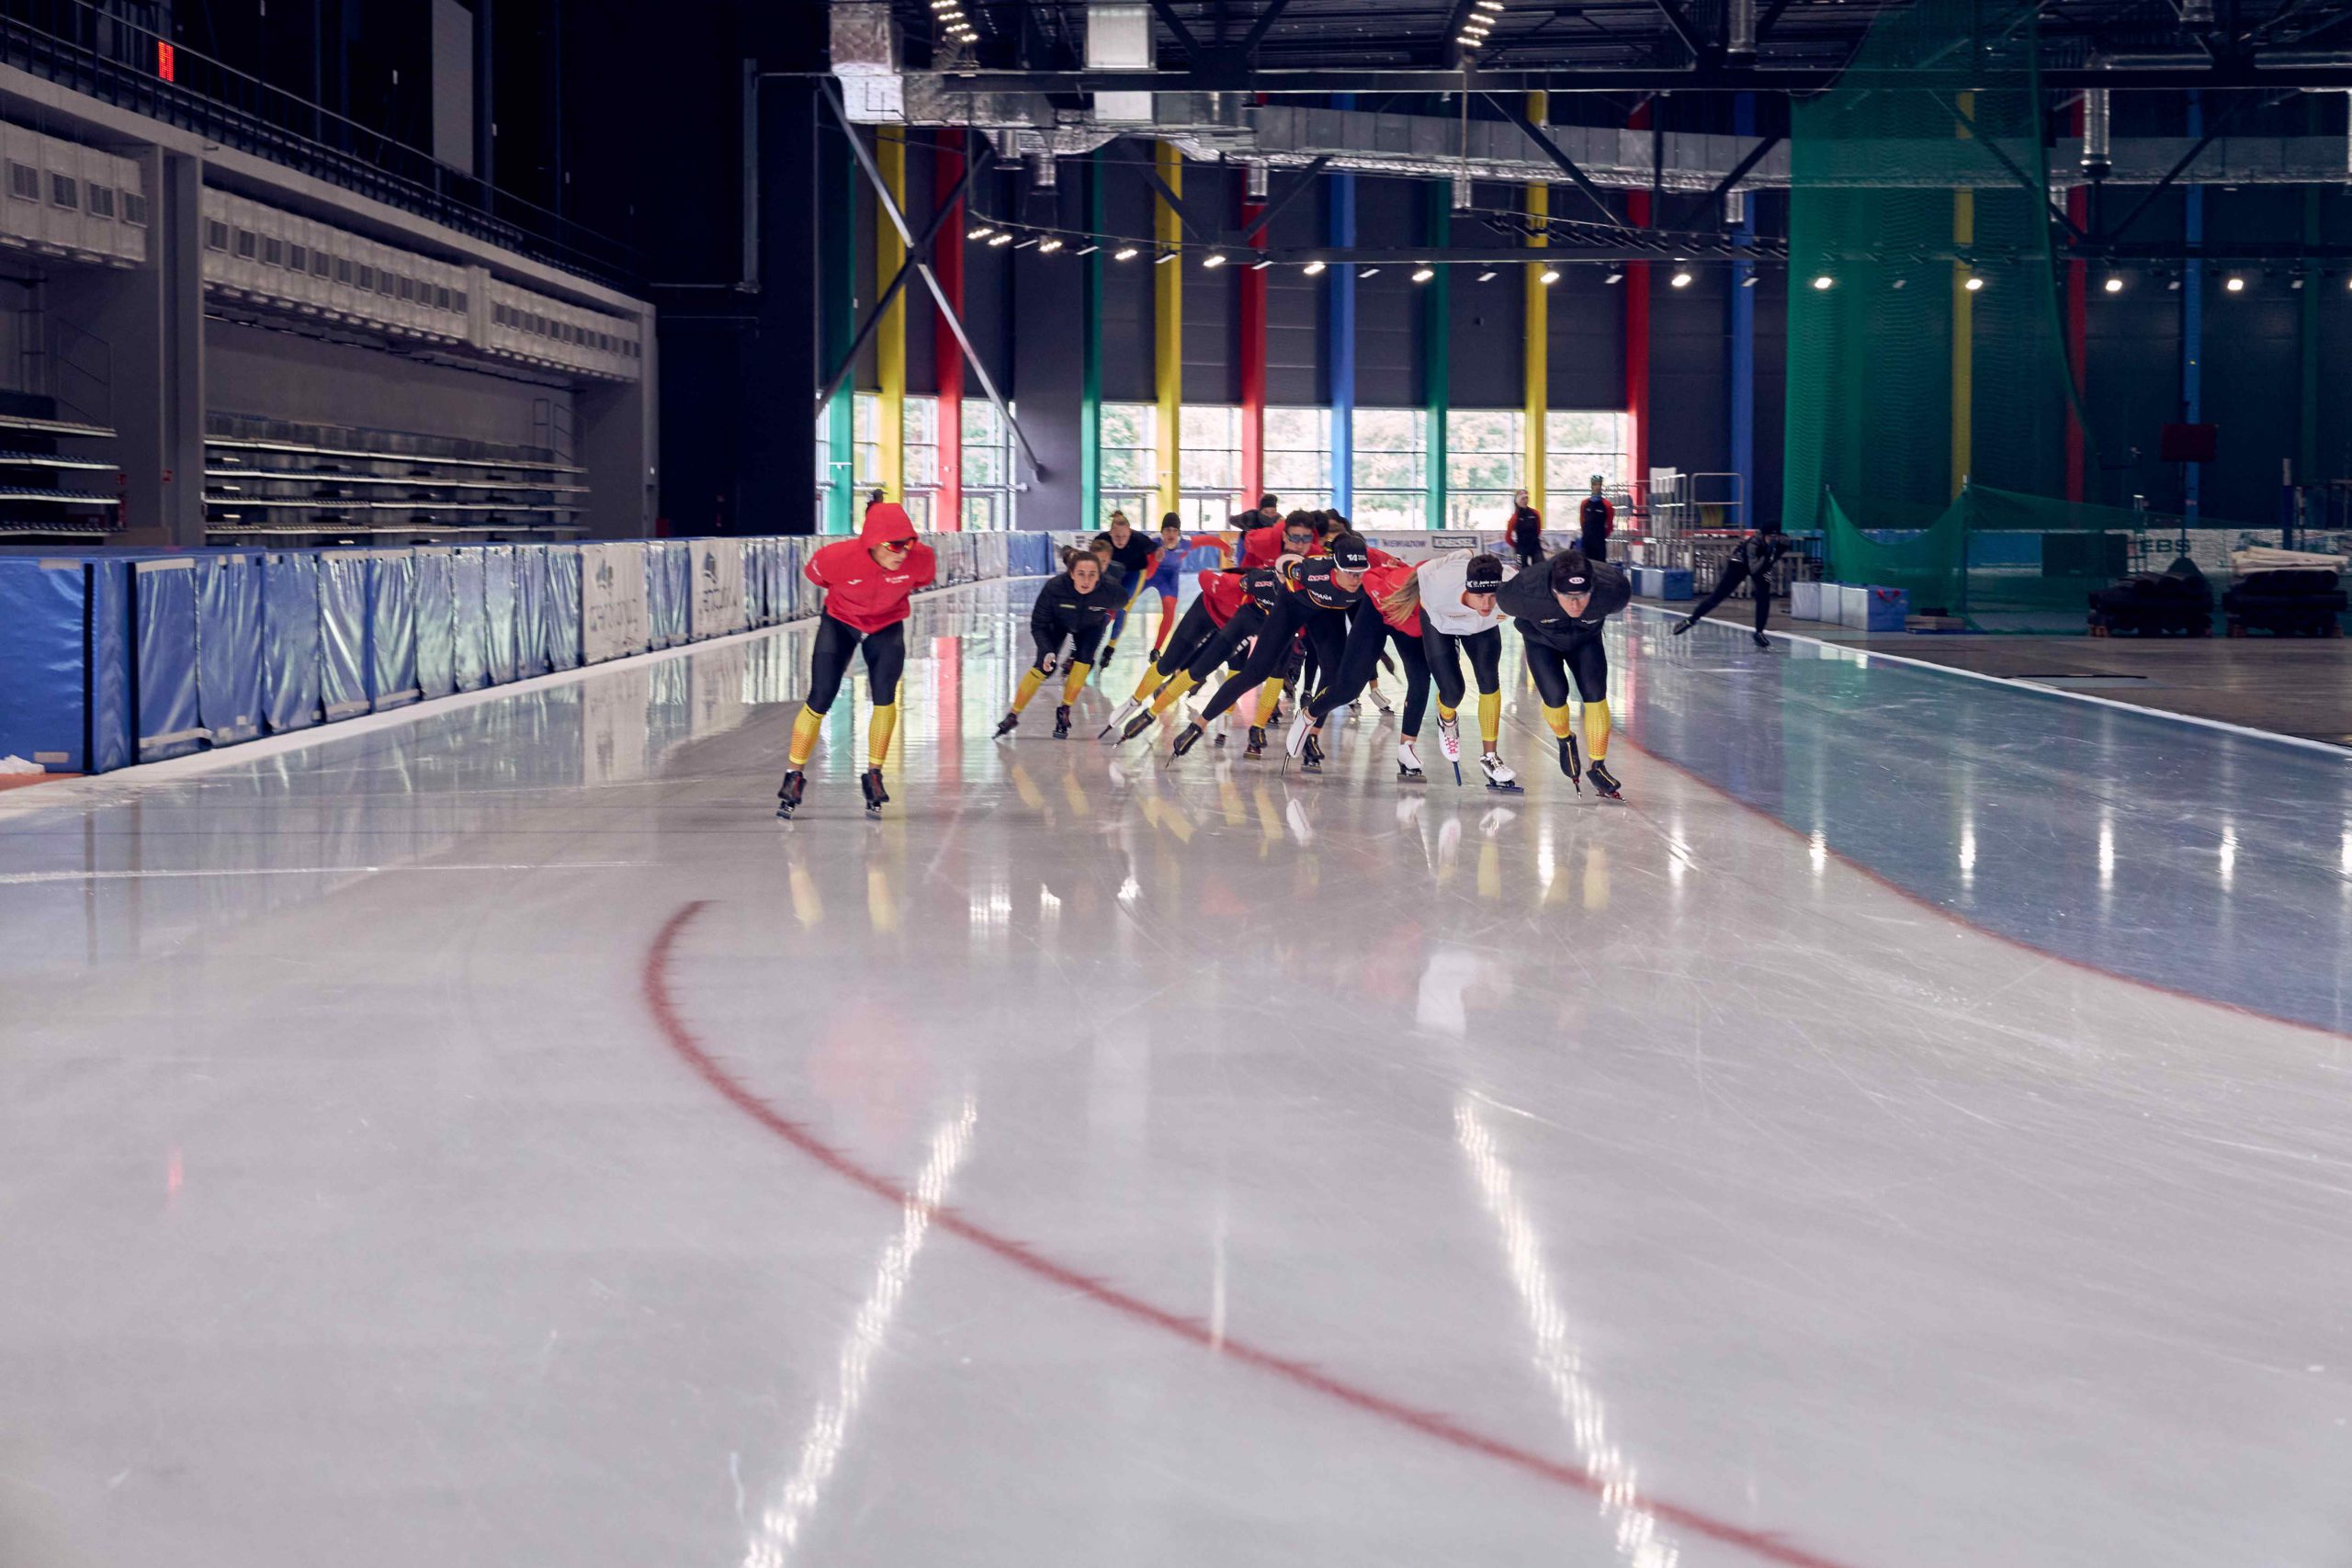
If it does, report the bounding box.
[0,533,1061,779]
[1638,603,2352,760]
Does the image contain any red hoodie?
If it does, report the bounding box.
[805,503,938,633]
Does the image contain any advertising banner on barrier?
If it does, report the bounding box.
[691,539,748,638]
[582,543,650,663]
[1363,529,1491,559]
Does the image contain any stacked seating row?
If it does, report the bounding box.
[0,531,1059,775]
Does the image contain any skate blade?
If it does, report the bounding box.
[1485,782,1523,793]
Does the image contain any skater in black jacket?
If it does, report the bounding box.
[994,547,1125,739]
[1495,548,1633,799]
[1672,525,1789,648]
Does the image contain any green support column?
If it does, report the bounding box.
[1424,179,1451,532]
[820,114,858,536]
[1080,154,1104,530]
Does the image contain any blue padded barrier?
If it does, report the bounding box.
[131,558,203,761]
[413,547,457,699]
[195,550,265,746]
[319,550,371,721]
[753,538,778,626]
[262,551,322,732]
[366,549,420,711]
[0,556,88,772]
[451,547,488,691]
[643,540,673,649]
[664,542,691,645]
[514,543,551,677]
[481,546,518,685]
[547,545,582,671]
[87,558,130,771]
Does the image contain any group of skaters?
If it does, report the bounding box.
[774,487,1786,820]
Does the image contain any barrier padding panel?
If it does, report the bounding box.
[582,542,649,662]
[132,558,203,761]
[643,540,674,649]
[414,547,457,699]
[366,549,421,712]
[514,543,551,678]
[452,547,489,691]
[0,557,87,772]
[690,539,748,639]
[481,547,518,686]
[547,546,582,671]
[319,551,371,721]
[86,558,131,772]
[664,543,691,645]
[196,551,265,746]
[262,551,322,733]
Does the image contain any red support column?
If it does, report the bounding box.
[1624,106,1653,517]
[933,129,967,529]
[2064,104,2087,504]
[1240,187,1268,505]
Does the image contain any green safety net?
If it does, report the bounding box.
[1783,0,2094,626]
[1825,485,2211,629]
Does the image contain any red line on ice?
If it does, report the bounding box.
[644,898,1864,1568]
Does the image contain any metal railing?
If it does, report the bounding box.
[0,0,637,287]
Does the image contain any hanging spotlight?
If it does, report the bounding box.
[1539,267,1560,285]
[1360,266,1381,277]
[1813,274,1835,289]
[1740,274,1758,287]
[1669,269,1693,288]
[2225,274,2245,292]
[1476,270,1498,283]
[1203,253,1227,268]
[2103,274,2123,293]
[1155,250,1180,265]
[1037,238,1063,254]
[1250,258,1273,270]
[1075,244,1100,256]
[1114,245,1138,261]
[967,225,993,241]
[1604,270,1623,285]
[1411,265,1435,283]
[988,231,1013,246]
[1963,274,1984,291]
[1304,259,1327,276]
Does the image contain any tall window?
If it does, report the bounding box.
[853,393,883,499]
[1099,402,1159,527]
[1446,410,1523,531]
[1264,407,1333,513]
[962,400,1018,532]
[1544,411,1635,514]
[1178,404,1243,529]
[1351,409,1427,531]
[903,396,939,531]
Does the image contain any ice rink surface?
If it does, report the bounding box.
[5,577,2350,1568]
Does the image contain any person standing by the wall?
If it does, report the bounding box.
[1578,476,1614,561]
[1505,490,1544,570]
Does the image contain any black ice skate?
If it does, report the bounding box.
[1245,726,1267,760]
[993,712,1020,739]
[1300,733,1326,773]
[1752,631,1770,649]
[1557,732,1584,793]
[1119,708,1158,744]
[1169,721,1205,761]
[1670,617,1695,636]
[860,768,890,815]
[775,769,807,820]
[1587,759,1623,800]
[1054,705,1072,739]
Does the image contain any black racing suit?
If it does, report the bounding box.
[1687,533,1789,636]
[1496,560,1633,710]
[1195,559,1363,725]
[1027,570,1125,671]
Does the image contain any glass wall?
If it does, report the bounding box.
[1099,401,1159,528]
[1445,409,1523,531]
[962,400,1018,532]
[1264,406,1333,513]
[902,396,939,530]
[1178,404,1243,529]
[1351,409,1427,531]
[1544,410,1635,507]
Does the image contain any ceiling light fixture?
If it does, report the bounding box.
[1539,267,1560,285]
[1670,269,1693,288]
[1304,259,1327,275]
[1114,245,1137,261]
[1156,250,1180,265]
[1813,274,1835,289]
[1411,265,1435,282]
[1740,274,1758,287]
[2103,274,2122,293]
[988,231,1013,246]
[1476,269,1498,282]
[1604,270,1623,284]
[1203,253,1227,268]
[1076,243,1100,255]
[1038,237,1063,254]
[1250,258,1273,270]
[1963,274,1984,291]
[1359,266,1381,277]
[2225,274,2245,292]
[967,225,993,240]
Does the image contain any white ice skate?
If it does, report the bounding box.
[1100,695,1141,741]
[1396,739,1425,781]
[1436,714,1462,763]
[1479,751,1521,793]
[1284,704,1317,760]
[1367,684,1395,718]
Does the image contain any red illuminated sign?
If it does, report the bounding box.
[156,41,175,82]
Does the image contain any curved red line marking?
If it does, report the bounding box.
[644,899,1862,1568]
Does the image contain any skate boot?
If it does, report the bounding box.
[1284,705,1317,760]
[860,768,890,815]
[993,712,1020,739]
[1169,721,1206,761]
[1119,707,1159,744]
[1245,725,1267,761]
[1054,705,1072,739]
[1752,630,1770,649]
[1396,739,1425,781]
[1099,696,1142,740]
[1436,714,1462,763]
[1300,733,1326,773]
[1587,759,1623,800]
[1479,751,1522,793]
[775,769,808,820]
[1556,732,1583,792]
[1670,616,1695,637]
[1368,685,1395,718]
[1098,640,1118,666]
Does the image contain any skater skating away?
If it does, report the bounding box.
[997,548,1125,739]
[1409,551,1519,789]
[1672,523,1788,648]
[1496,548,1632,801]
[1577,476,1614,562]
[776,502,937,818]
[1097,511,1162,666]
[1504,490,1544,570]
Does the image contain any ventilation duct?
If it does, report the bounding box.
[1086,2,1155,125]
[829,1,904,123]
[1727,0,1757,56]
[2081,84,2111,178]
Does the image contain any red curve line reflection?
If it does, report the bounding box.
[644,899,1862,1568]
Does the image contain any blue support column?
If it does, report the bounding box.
[1729,92,1757,528]
[2183,91,2204,521]
[1328,96,1357,513]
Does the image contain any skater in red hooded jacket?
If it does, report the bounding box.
[776,502,937,819]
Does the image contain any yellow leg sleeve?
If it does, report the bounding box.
[1583,698,1611,760]
[1478,689,1502,748]
[1150,669,1197,716]
[1253,676,1286,728]
[1437,702,1456,722]
[788,705,823,767]
[866,702,898,767]
[1060,661,1091,705]
[1130,664,1166,704]
[1541,702,1575,739]
[1011,667,1047,714]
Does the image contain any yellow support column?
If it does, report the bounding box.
[1523,92,1550,522]
[1950,94,1973,500]
[1155,141,1184,523]
[876,126,908,508]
